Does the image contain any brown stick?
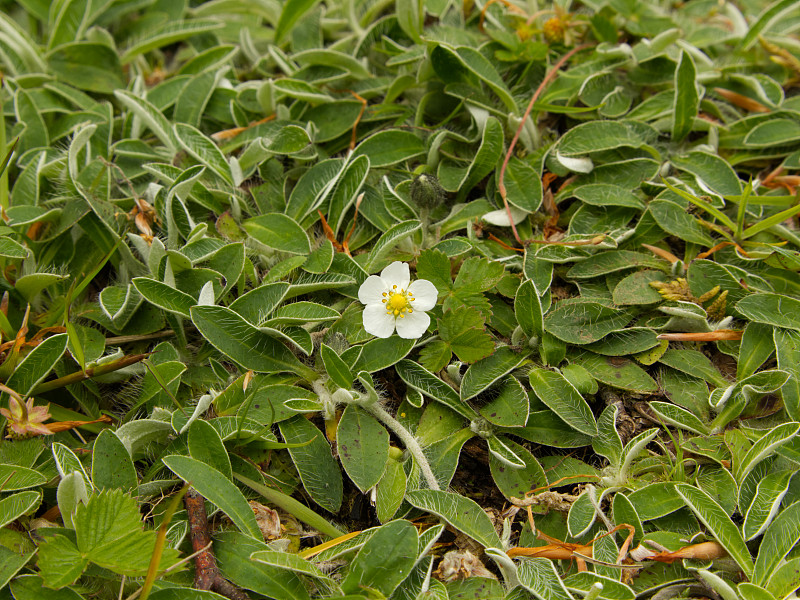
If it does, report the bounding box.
[185,489,218,591]
[657,330,743,341]
[104,330,175,346]
[498,43,592,245]
[185,489,251,600]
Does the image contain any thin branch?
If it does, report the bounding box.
[498,44,592,245]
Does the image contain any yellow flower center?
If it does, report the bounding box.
[388,293,407,311]
[381,286,415,317]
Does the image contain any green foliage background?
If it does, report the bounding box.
[0,0,798,598]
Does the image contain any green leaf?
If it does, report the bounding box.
[6,332,68,397]
[190,305,315,378]
[754,500,800,585]
[250,549,331,581]
[353,130,425,168]
[502,156,543,212]
[188,418,232,480]
[649,199,714,245]
[91,430,137,492]
[341,520,418,597]
[517,557,574,600]
[228,282,290,325]
[529,368,598,436]
[566,251,665,278]
[132,277,196,318]
[774,328,800,421]
[37,533,87,589]
[743,469,793,541]
[515,279,543,339]
[736,293,800,330]
[279,416,343,513]
[352,336,416,373]
[558,120,652,156]
[395,359,474,419]
[174,122,233,185]
[675,484,754,578]
[740,0,799,48]
[592,404,623,467]
[78,489,179,575]
[0,490,40,529]
[460,346,528,401]
[439,306,494,364]
[442,117,504,201]
[416,249,453,296]
[337,405,389,493]
[47,42,124,94]
[489,438,547,502]
[0,236,30,259]
[734,422,799,484]
[648,402,709,435]
[215,531,311,600]
[320,343,354,389]
[627,482,684,521]
[375,455,406,523]
[659,348,728,387]
[244,213,311,255]
[569,183,645,209]
[479,376,529,428]
[405,489,501,549]
[114,90,177,153]
[121,19,224,63]
[767,557,800,599]
[275,0,323,42]
[573,351,658,393]
[544,300,633,345]
[568,486,598,537]
[738,321,775,379]
[451,45,518,113]
[265,302,340,326]
[365,220,421,272]
[671,151,742,196]
[672,50,699,142]
[162,455,262,539]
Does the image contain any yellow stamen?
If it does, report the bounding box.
[386,291,411,319]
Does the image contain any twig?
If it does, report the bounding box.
[124,542,213,600]
[657,330,743,341]
[498,44,592,245]
[185,489,251,600]
[105,330,176,346]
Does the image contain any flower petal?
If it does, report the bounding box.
[358,275,388,305]
[395,310,430,339]
[408,279,438,311]
[380,262,410,290]
[363,304,396,338]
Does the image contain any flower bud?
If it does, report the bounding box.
[409,174,446,210]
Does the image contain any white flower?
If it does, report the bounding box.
[358,262,438,339]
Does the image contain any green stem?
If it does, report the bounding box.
[235,473,346,539]
[31,353,150,395]
[363,401,440,491]
[0,91,8,209]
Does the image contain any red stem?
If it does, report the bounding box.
[498,44,592,245]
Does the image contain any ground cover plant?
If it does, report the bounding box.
[0,0,799,598]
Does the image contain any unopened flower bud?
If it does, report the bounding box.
[409,174,446,210]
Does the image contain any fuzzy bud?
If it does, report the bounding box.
[409,174,446,210]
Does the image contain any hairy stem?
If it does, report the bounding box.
[363,402,440,491]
